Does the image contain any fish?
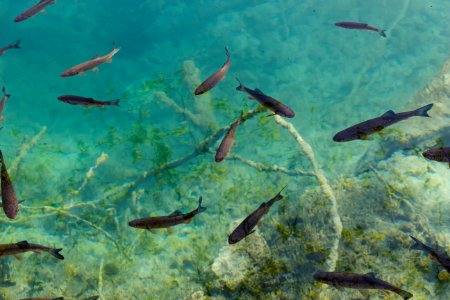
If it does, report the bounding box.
[313,271,413,299]
[0,150,19,219]
[58,95,120,108]
[333,103,433,142]
[335,21,386,37]
[14,0,56,23]
[422,147,450,168]
[194,48,230,95]
[0,40,21,56]
[128,196,206,230]
[228,186,286,244]
[409,235,450,273]
[235,78,295,118]
[0,87,11,122]
[215,112,243,162]
[60,46,120,77]
[0,240,64,260]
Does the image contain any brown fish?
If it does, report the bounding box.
[333,103,433,142]
[410,235,450,273]
[0,87,11,122]
[0,40,21,56]
[422,147,450,168]
[313,271,413,299]
[128,196,206,230]
[0,240,64,260]
[228,186,286,244]
[335,21,386,37]
[57,95,120,108]
[60,46,120,77]
[194,48,230,95]
[14,0,56,23]
[235,78,295,118]
[0,150,19,219]
[215,112,243,163]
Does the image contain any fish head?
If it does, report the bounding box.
[422,149,445,162]
[228,234,241,244]
[128,219,147,229]
[312,271,329,283]
[5,205,18,219]
[333,131,352,142]
[278,107,295,118]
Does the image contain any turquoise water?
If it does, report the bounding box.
[0,0,449,299]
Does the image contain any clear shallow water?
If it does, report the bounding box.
[0,1,449,299]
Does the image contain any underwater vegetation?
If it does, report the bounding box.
[0,1,449,300]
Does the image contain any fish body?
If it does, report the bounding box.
[422,147,450,168]
[195,48,230,95]
[333,103,433,142]
[335,21,386,37]
[57,95,120,108]
[228,187,285,244]
[0,240,64,260]
[60,47,120,77]
[235,78,295,118]
[128,197,206,230]
[215,113,243,162]
[0,150,19,219]
[0,87,11,122]
[14,0,56,22]
[410,235,450,273]
[0,40,21,56]
[313,271,413,299]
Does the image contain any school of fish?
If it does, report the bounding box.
[0,1,448,299]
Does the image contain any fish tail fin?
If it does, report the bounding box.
[110,99,121,107]
[235,77,244,91]
[414,103,433,117]
[395,288,413,300]
[50,248,64,260]
[12,40,21,49]
[2,87,10,98]
[275,185,287,201]
[409,235,426,251]
[196,196,207,214]
[379,30,387,38]
[225,47,230,58]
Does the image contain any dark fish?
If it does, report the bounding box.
[235,78,295,118]
[58,95,120,108]
[60,46,120,77]
[0,150,19,219]
[333,103,433,142]
[422,147,450,168]
[194,48,230,95]
[410,235,450,273]
[14,0,56,22]
[128,196,206,230]
[313,271,413,299]
[215,112,243,162]
[0,87,11,122]
[83,297,99,300]
[228,186,286,244]
[335,21,386,37]
[0,240,64,260]
[0,40,21,56]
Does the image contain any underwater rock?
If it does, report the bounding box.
[211,220,270,290]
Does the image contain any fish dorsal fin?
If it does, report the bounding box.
[92,54,99,59]
[258,202,267,209]
[254,88,264,94]
[169,210,182,216]
[16,240,29,248]
[364,272,377,278]
[381,110,395,118]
